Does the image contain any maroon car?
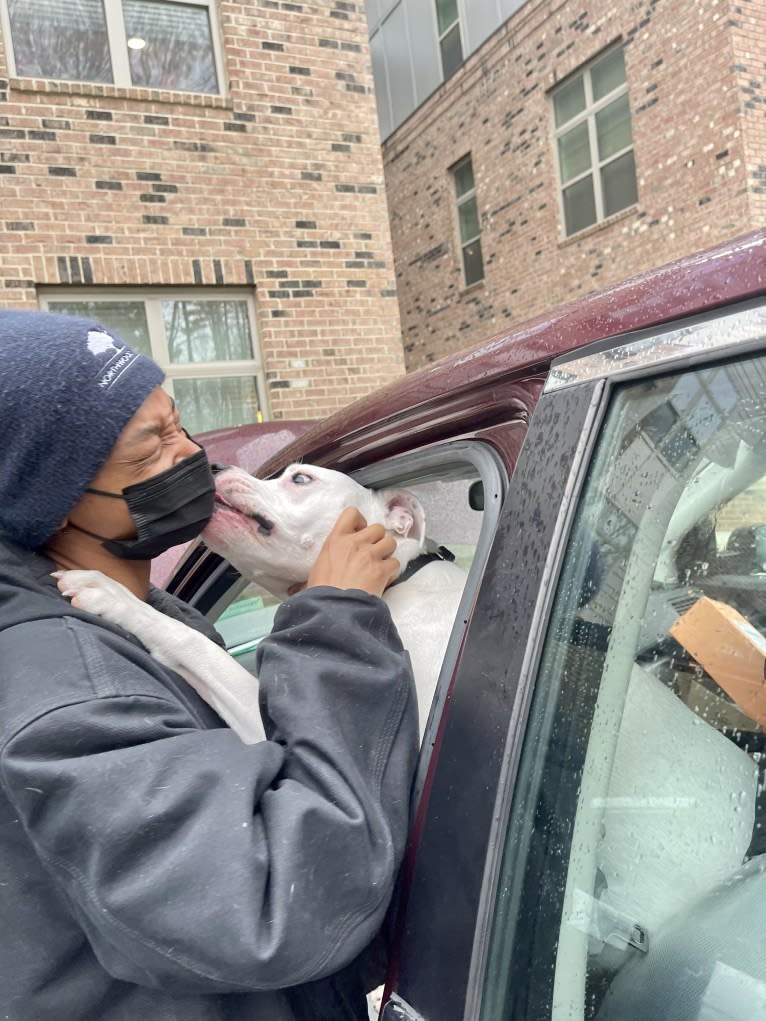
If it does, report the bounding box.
[170,229,766,1021]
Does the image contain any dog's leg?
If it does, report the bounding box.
[53,570,265,744]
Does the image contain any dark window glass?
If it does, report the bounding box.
[458,195,480,245]
[591,46,626,102]
[462,238,484,287]
[563,174,597,235]
[553,75,586,128]
[435,0,459,35]
[440,22,463,79]
[602,150,638,218]
[453,156,484,286]
[454,159,475,199]
[554,46,637,237]
[596,94,633,162]
[558,121,592,184]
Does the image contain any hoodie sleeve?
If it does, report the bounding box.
[0,587,418,994]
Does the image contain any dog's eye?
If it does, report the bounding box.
[291,472,313,485]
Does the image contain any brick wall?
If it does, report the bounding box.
[0,0,404,419]
[383,0,765,370]
[732,0,766,225]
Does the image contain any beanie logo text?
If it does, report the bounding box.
[86,329,140,391]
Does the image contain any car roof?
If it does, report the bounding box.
[258,229,766,476]
[198,420,313,475]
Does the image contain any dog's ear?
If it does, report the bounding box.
[379,488,425,545]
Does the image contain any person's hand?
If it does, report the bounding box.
[304,507,400,597]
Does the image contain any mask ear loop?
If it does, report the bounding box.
[64,520,115,542]
[84,487,126,499]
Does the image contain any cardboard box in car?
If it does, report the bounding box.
[670,595,766,726]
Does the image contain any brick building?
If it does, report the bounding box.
[0,0,405,431]
[368,0,766,369]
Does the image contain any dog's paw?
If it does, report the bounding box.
[52,569,139,620]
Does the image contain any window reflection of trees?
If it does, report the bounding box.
[8,0,217,94]
[48,300,152,358]
[46,297,261,432]
[9,0,112,83]
[124,0,218,93]
[174,377,261,436]
[162,301,253,364]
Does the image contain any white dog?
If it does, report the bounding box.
[56,464,467,744]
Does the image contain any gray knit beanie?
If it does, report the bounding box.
[0,310,166,548]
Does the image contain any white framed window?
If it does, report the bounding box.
[1,0,223,95]
[435,0,463,79]
[452,155,484,287]
[552,45,638,237]
[39,290,266,435]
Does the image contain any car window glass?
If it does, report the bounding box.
[213,586,281,678]
[482,353,766,1021]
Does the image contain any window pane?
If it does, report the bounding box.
[173,376,262,434]
[162,301,254,364]
[596,94,633,162]
[458,195,480,244]
[440,22,463,79]
[462,238,484,286]
[553,75,586,128]
[454,159,475,199]
[562,174,597,235]
[46,300,152,358]
[483,350,766,1020]
[8,0,112,83]
[214,583,282,674]
[381,1,415,133]
[592,46,626,102]
[558,121,592,183]
[435,0,459,35]
[123,0,218,93]
[602,150,638,217]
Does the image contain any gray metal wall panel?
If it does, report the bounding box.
[463,0,502,54]
[369,29,393,139]
[382,2,416,133]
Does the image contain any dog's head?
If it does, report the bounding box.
[203,463,426,599]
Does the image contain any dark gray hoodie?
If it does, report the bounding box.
[0,538,418,1020]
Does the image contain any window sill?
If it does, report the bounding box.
[460,278,486,297]
[557,205,638,249]
[8,76,232,109]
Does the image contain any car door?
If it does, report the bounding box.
[383,296,766,1021]
[179,436,513,752]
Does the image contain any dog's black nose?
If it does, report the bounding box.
[210,462,232,476]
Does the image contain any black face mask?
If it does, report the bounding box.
[71,447,216,560]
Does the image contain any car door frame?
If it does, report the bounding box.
[382,296,766,1021]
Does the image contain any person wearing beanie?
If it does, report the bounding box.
[0,310,418,1020]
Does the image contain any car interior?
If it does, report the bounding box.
[484,351,766,1021]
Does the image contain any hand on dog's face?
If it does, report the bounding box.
[305,506,399,597]
[202,464,426,600]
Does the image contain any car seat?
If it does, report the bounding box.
[595,854,766,1021]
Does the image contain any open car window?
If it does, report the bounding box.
[210,441,506,761]
[483,352,766,1021]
